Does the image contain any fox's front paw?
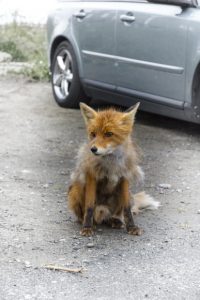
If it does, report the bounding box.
[80,227,94,237]
[127,226,143,236]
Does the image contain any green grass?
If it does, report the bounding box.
[0,23,50,80]
[0,40,27,61]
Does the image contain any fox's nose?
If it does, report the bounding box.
[91,146,98,154]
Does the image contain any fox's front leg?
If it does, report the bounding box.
[80,173,96,237]
[121,178,142,236]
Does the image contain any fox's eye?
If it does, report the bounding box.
[91,132,96,138]
[104,132,113,137]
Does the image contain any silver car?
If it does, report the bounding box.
[47,0,200,123]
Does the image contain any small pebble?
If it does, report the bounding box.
[87,243,94,248]
[73,246,80,251]
[42,184,49,188]
[24,261,31,268]
[82,259,90,264]
[59,238,66,242]
[158,183,171,189]
[197,210,200,214]
[60,171,68,175]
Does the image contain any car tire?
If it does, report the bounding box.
[51,41,89,108]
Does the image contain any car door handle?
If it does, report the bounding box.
[74,10,86,19]
[120,14,135,23]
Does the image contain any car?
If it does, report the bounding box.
[47,0,200,123]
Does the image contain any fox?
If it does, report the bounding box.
[68,102,159,236]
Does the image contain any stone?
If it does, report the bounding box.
[86,242,94,248]
[0,51,12,63]
[158,183,171,189]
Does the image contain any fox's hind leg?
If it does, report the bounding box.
[119,177,142,235]
[68,182,85,223]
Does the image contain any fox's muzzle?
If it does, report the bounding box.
[90,144,114,156]
[91,146,98,154]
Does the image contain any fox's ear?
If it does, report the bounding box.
[80,102,97,124]
[122,102,140,125]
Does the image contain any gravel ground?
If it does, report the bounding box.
[0,77,200,300]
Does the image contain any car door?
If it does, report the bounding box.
[74,1,117,87]
[115,1,188,106]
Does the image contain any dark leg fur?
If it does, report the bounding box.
[124,206,142,235]
[119,178,142,235]
[81,207,94,236]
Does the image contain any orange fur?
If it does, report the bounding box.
[80,103,139,157]
[68,102,158,236]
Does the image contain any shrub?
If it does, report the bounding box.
[0,23,49,81]
[0,40,27,61]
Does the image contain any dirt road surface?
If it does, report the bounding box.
[1,77,200,300]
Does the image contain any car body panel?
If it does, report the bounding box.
[116,3,187,103]
[47,1,200,123]
[76,3,117,85]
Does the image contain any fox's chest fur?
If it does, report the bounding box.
[70,140,143,196]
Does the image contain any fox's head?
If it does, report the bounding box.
[80,102,140,156]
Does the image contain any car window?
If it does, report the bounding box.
[58,0,143,1]
[81,0,146,2]
[80,0,143,1]
[58,0,79,1]
[59,0,199,4]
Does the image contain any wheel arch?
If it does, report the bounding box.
[191,61,200,120]
[50,36,68,69]
[50,35,83,77]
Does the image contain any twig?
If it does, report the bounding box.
[43,264,84,273]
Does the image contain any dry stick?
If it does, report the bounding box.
[43,264,84,273]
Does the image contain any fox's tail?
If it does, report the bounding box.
[131,191,160,215]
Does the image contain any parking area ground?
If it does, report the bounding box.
[0,77,200,300]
